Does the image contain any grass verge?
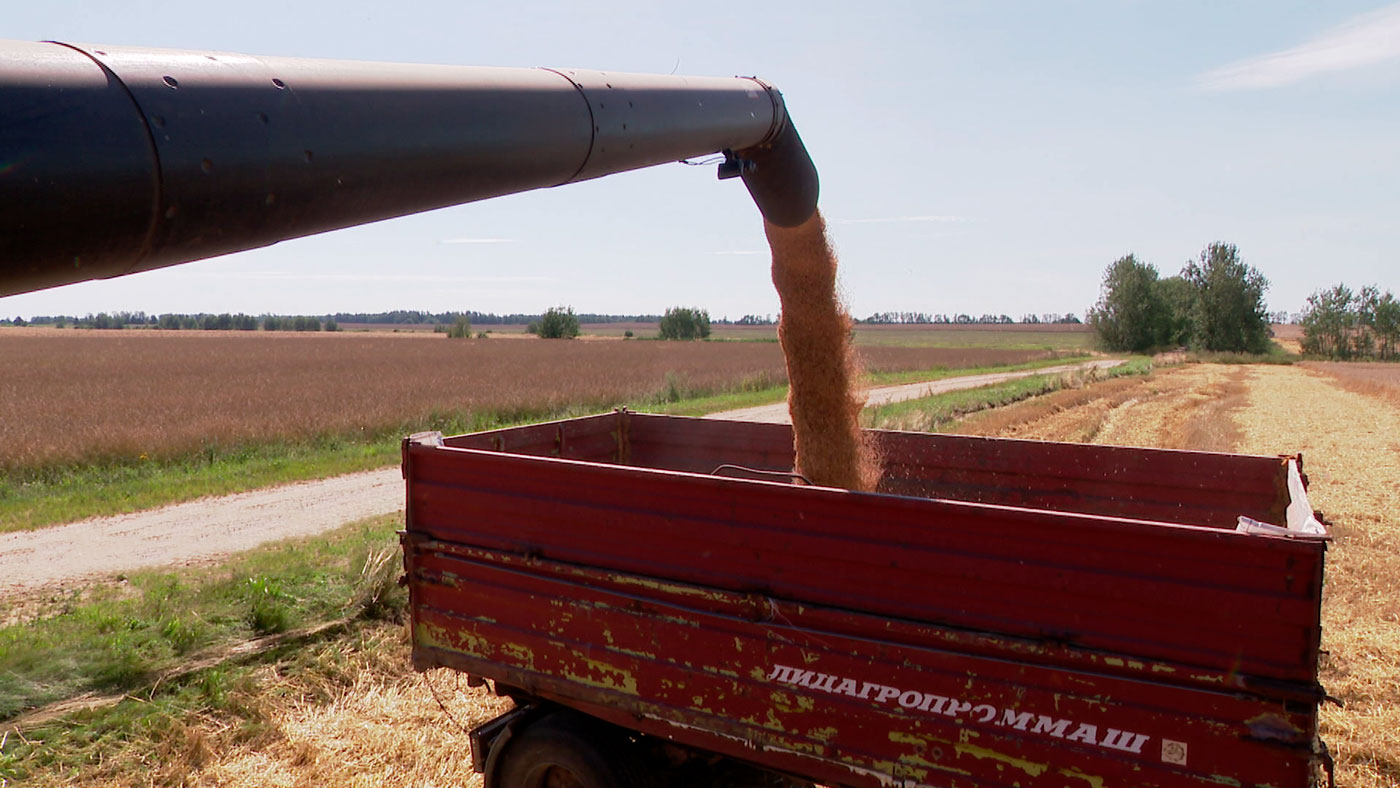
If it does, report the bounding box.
[0,514,404,721]
[0,440,393,536]
[654,355,1093,417]
[0,513,486,788]
[0,621,418,788]
[863,354,1091,387]
[0,357,1098,533]
[862,356,1152,432]
[1185,340,1297,365]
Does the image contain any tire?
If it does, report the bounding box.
[492,711,653,788]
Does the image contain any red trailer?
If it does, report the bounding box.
[401,411,1330,788]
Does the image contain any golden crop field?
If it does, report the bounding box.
[950,362,1400,788]
[0,327,1060,470]
[1304,360,1400,405]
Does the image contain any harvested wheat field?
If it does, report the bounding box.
[1236,366,1400,788]
[959,362,1400,788]
[955,361,1247,450]
[1304,361,1400,407]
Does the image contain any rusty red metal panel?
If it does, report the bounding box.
[622,413,1291,528]
[442,412,623,462]
[626,414,797,475]
[402,414,1326,787]
[872,429,1291,529]
[406,443,1322,682]
[403,536,1318,787]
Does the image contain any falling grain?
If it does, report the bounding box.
[766,212,881,490]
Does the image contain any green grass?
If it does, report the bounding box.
[0,514,403,722]
[646,356,1095,417]
[864,354,1091,386]
[0,440,394,535]
[863,356,1152,432]
[1185,340,1298,365]
[0,405,608,535]
[0,619,405,787]
[850,327,1095,350]
[649,383,789,417]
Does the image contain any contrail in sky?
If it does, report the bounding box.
[1199,3,1400,90]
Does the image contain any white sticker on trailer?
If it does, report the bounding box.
[1161,739,1188,766]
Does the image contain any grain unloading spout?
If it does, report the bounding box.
[728,81,820,230]
[0,40,819,297]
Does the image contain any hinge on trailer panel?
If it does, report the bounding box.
[614,408,631,465]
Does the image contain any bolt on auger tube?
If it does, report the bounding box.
[0,40,819,297]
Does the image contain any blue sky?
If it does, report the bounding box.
[4,2,1398,320]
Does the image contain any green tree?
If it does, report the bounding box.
[537,306,580,339]
[1302,283,1400,360]
[445,314,471,339]
[1156,275,1195,347]
[1181,242,1271,353]
[658,306,712,340]
[1300,284,1355,358]
[1369,290,1400,360]
[1087,254,1168,352]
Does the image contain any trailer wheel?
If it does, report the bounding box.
[491,711,653,788]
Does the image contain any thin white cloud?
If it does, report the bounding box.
[439,237,517,244]
[1198,3,1400,91]
[709,250,764,256]
[837,215,970,225]
[195,271,553,284]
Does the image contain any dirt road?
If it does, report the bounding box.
[0,468,403,603]
[709,358,1123,422]
[0,362,1115,598]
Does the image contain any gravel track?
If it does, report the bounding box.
[0,468,403,602]
[708,359,1123,422]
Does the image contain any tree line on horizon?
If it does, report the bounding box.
[0,311,339,332]
[3,309,1089,329]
